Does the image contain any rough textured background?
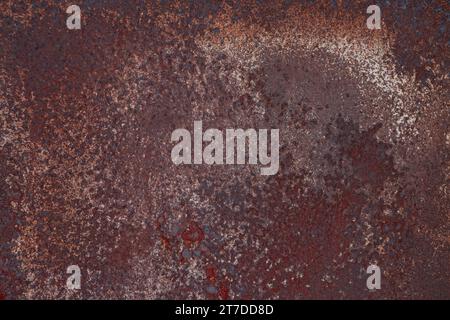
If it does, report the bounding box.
[0,0,448,299]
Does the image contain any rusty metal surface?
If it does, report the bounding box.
[0,1,448,299]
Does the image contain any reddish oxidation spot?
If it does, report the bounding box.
[218,282,229,300]
[160,235,171,250]
[206,266,216,283]
[181,222,204,246]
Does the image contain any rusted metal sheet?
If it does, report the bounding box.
[0,1,448,299]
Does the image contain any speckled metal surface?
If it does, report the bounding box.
[0,0,448,300]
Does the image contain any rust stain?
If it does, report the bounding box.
[0,0,448,299]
